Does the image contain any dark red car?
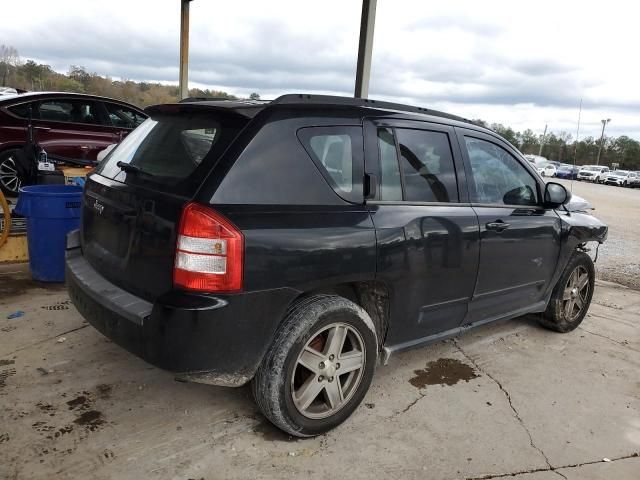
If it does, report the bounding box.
[0,92,147,196]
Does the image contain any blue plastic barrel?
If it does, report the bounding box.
[15,185,83,282]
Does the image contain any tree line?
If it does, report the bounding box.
[474,120,640,170]
[2,45,638,170]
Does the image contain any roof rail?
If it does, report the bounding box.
[179,97,271,105]
[178,97,233,103]
[271,94,472,124]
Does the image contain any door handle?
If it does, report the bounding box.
[34,126,51,131]
[486,221,510,232]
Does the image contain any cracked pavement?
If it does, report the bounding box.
[1,264,639,479]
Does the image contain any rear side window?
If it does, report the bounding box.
[7,102,32,118]
[97,110,247,194]
[298,126,363,203]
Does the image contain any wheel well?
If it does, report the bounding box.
[0,144,24,155]
[297,281,390,349]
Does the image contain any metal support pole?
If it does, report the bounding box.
[179,0,192,100]
[596,118,610,166]
[538,124,547,157]
[354,0,377,99]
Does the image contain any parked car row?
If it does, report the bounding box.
[522,156,639,187]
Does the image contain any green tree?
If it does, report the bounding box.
[68,65,92,90]
[0,44,19,86]
[491,123,518,146]
[520,129,539,154]
[249,92,261,100]
[56,77,85,92]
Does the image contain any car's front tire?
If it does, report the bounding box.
[252,295,378,437]
[539,252,595,333]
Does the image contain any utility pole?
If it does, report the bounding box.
[538,124,547,157]
[354,0,377,99]
[179,0,193,100]
[596,118,611,165]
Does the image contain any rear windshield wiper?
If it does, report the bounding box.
[117,161,143,175]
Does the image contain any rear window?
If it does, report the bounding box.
[97,110,247,194]
[297,126,363,203]
[7,102,32,118]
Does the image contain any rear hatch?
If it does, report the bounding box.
[81,104,251,301]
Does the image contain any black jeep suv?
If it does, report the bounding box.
[66,94,607,437]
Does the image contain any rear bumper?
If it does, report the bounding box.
[65,238,297,387]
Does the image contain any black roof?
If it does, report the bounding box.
[172,93,477,127]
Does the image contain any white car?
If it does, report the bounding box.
[536,163,557,177]
[577,165,610,183]
[604,170,636,187]
[524,154,549,167]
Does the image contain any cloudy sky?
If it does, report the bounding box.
[4,0,639,139]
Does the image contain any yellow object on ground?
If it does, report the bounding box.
[0,190,11,249]
[0,234,28,263]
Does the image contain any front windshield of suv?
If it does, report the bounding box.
[582,166,601,171]
[614,170,629,175]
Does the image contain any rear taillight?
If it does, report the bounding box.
[173,203,243,292]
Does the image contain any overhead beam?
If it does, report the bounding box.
[354,0,377,99]
[179,0,193,100]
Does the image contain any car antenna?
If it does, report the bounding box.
[571,97,582,194]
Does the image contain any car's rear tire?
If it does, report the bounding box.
[539,251,595,333]
[0,149,22,198]
[252,294,378,437]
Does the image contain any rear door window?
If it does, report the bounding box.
[38,99,102,125]
[396,128,458,202]
[298,126,364,203]
[97,109,247,194]
[377,128,402,201]
[376,127,459,203]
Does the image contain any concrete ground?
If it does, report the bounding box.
[0,262,638,480]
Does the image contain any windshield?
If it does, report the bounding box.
[614,170,629,175]
[582,166,600,171]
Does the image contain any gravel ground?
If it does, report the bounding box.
[554,178,640,289]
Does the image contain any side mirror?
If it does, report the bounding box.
[544,182,571,208]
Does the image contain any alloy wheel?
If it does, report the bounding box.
[291,322,366,419]
[562,265,590,322]
[0,155,21,194]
